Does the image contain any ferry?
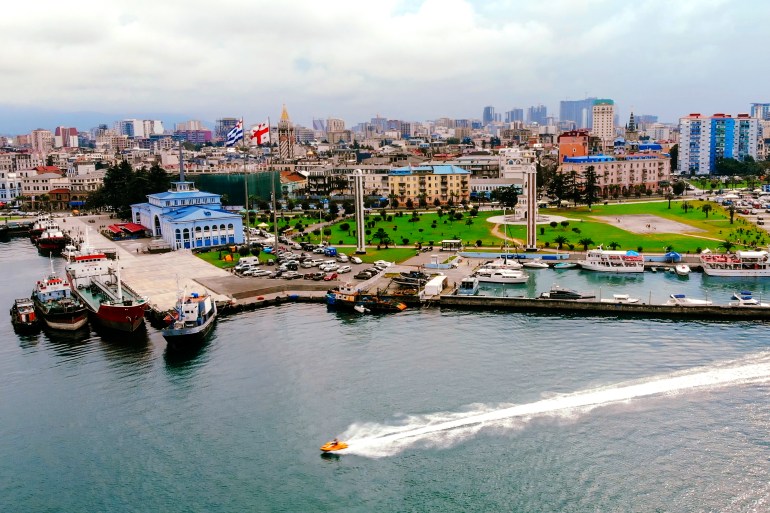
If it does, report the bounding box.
[577,246,644,273]
[162,291,217,347]
[699,249,770,277]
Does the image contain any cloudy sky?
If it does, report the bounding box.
[1,0,767,133]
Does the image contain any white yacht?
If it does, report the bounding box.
[476,269,528,284]
[665,294,712,307]
[577,246,645,273]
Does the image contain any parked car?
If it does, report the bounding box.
[303,273,316,280]
[338,265,352,274]
[313,247,326,254]
[354,271,373,280]
[350,256,363,264]
[336,254,349,262]
[312,272,326,281]
[320,263,339,272]
[374,260,393,268]
[252,269,271,277]
[301,261,314,268]
[283,271,302,280]
[323,272,339,281]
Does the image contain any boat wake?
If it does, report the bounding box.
[339,353,770,458]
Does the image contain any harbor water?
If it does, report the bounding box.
[2,237,770,512]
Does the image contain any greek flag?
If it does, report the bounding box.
[225,119,243,146]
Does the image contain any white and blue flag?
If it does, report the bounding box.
[225,119,243,146]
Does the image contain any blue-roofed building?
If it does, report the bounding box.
[131,181,244,250]
[387,164,471,206]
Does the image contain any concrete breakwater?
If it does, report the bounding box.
[439,294,770,320]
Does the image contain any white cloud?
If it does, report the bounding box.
[0,0,766,130]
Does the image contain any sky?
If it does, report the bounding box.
[1,0,768,134]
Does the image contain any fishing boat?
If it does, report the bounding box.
[539,285,596,300]
[161,291,217,346]
[32,265,88,331]
[326,284,407,313]
[674,264,691,276]
[457,276,480,295]
[665,294,712,307]
[475,269,529,284]
[577,246,644,273]
[65,242,148,332]
[728,291,770,307]
[521,259,549,269]
[10,298,40,332]
[553,262,577,270]
[699,249,770,277]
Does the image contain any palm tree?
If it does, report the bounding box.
[553,235,569,250]
[719,239,736,253]
[608,241,621,250]
[701,203,713,218]
[728,204,736,224]
[665,191,674,209]
[578,237,595,251]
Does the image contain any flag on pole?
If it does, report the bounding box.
[250,122,270,145]
[225,119,243,146]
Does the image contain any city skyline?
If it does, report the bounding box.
[1,0,768,133]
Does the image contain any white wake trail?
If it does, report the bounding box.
[338,354,770,458]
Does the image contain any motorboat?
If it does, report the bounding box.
[162,291,218,346]
[521,259,549,269]
[457,276,480,295]
[320,440,348,452]
[665,294,712,307]
[674,264,691,276]
[482,258,523,270]
[476,269,528,284]
[728,291,770,307]
[600,293,640,304]
[353,304,370,314]
[553,262,577,270]
[539,285,596,300]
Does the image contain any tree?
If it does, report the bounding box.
[669,144,678,173]
[583,165,600,209]
[728,204,736,224]
[701,204,713,218]
[405,198,414,209]
[491,185,518,209]
[578,237,595,251]
[553,235,569,250]
[373,228,389,249]
[608,241,621,250]
[719,239,735,253]
[665,191,674,209]
[433,198,441,207]
[681,201,692,213]
[672,181,686,196]
[339,222,351,234]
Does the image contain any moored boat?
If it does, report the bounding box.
[162,291,217,347]
[600,293,640,304]
[699,249,770,277]
[36,226,70,254]
[457,276,480,295]
[577,246,644,273]
[10,298,40,331]
[29,214,54,242]
[32,268,88,331]
[65,243,148,332]
[728,291,770,307]
[539,285,596,300]
[326,284,407,313]
[476,269,528,284]
[665,294,712,307]
[521,259,549,269]
[553,262,577,270]
[674,264,691,276]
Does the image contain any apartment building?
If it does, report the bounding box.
[387,165,470,206]
[560,153,671,197]
[678,113,758,175]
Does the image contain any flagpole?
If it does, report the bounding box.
[268,116,279,250]
[242,117,250,247]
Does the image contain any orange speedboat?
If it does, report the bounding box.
[320,439,348,452]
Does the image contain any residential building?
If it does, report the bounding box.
[482,106,496,126]
[558,129,590,161]
[326,118,345,133]
[505,109,524,123]
[387,164,470,206]
[678,113,759,175]
[30,129,54,154]
[559,98,596,129]
[560,153,671,198]
[68,170,106,208]
[115,119,145,138]
[142,120,165,136]
[527,105,548,126]
[280,171,308,198]
[54,127,79,148]
[215,118,239,142]
[591,99,615,151]
[173,129,213,144]
[750,103,770,120]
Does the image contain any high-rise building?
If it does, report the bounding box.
[143,120,164,136]
[482,106,496,126]
[559,97,597,129]
[591,99,615,150]
[312,118,327,131]
[54,127,79,148]
[678,113,759,175]
[751,103,770,120]
[115,119,145,138]
[215,118,239,142]
[505,109,524,123]
[30,129,54,154]
[527,105,547,125]
[326,118,345,132]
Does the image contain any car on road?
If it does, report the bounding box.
[323,272,338,281]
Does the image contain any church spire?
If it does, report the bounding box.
[280,104,290,122]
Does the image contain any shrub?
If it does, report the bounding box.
[323,228,332,236]
[572,227,581,234]
[339,240,344,245]
[365,229,371,235]
[476,239,482,246]
[550,221,558,228]
[560,221,569,228]
[568,244,575,250]
[312,228,321,236]
[637,246,643,252]
[402,238,409,245]
[540,227,545,235]
[544,241,550,247]
[419,228,424,232]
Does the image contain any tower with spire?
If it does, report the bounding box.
[625,112,639,142]
[277,105,296,161]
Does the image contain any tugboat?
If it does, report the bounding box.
[161,291,218,348]
[326,284,407,313]
[32,265,89,331]
[10,298,40,332]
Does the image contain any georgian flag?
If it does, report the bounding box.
[251,122,270,145]
[225,119,244,146]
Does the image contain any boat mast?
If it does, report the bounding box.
[116,256,124,302]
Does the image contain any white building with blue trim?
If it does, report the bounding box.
[131,181,244,250]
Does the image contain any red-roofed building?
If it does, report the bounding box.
[280,171,308,198]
